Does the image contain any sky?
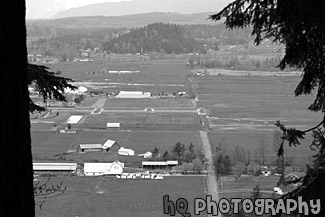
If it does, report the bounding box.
[26,0,131,19]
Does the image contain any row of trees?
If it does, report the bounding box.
[150,142,205,173]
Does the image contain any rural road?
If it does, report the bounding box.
[200,131,222,217]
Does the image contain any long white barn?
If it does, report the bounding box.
[33,163,77,172]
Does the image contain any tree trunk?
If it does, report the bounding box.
[0,1,35,216]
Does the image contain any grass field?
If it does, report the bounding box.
[218,176,279,199]
[103,98,195,109]
[47,59,189,94]
[35,176,207,217]
[81,112,201,131]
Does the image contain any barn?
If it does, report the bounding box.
[78,144,103,153]
[102,139,120,152]
[83,160,124,176]
[33,163,77,172]
[78,139,119,153]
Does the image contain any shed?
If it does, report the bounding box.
[78,144,103,153]
[107,123,121,128]
[118,147,135,156]
[102,139,120,152]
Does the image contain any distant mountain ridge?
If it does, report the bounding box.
[28,12,222,29]
[53,0,232,19]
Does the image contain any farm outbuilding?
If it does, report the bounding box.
[142,161,179,170]
[102,139,120,152]
[106,123,121,129]
[78,144,103,152]
[118,147,135,156]
[78,139,119,153]
[83,160,124,176]
[33,163,77,172]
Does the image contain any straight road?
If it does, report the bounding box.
[200,131,222,217]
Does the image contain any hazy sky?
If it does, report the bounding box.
[26,0,131,19]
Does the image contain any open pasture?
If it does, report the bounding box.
[218,176,279,199]
[31,131,201,161]
[83,112,201,131]
[195,75,322,132]
[194,75,301,95]
[103,98,195,109]
[47,59,189,94]
[36,176,207,217]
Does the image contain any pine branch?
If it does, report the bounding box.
[28,64,76,113]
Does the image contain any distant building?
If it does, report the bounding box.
[84,160,124,176]
[33,163,77,172]
[78,139,119,153]
[116,91,151,99]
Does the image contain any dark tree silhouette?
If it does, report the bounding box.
[1,1,35,216]
[1,2,75,216]
[211,1,325,216]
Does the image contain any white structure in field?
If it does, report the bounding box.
[106,123,121,128]
[116,91,151,99]
[33,163,77,172]
[83,160,124,176]
[118,147,135,156]
[66,115,83,124]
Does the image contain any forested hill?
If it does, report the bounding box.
[102,23,200,54]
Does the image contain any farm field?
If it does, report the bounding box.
[81,112,201,131]
[31,131,201,162]
[35,176,207,217]
[218,176,279,199]
[193,74,320,163]
[103,98,195,109]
